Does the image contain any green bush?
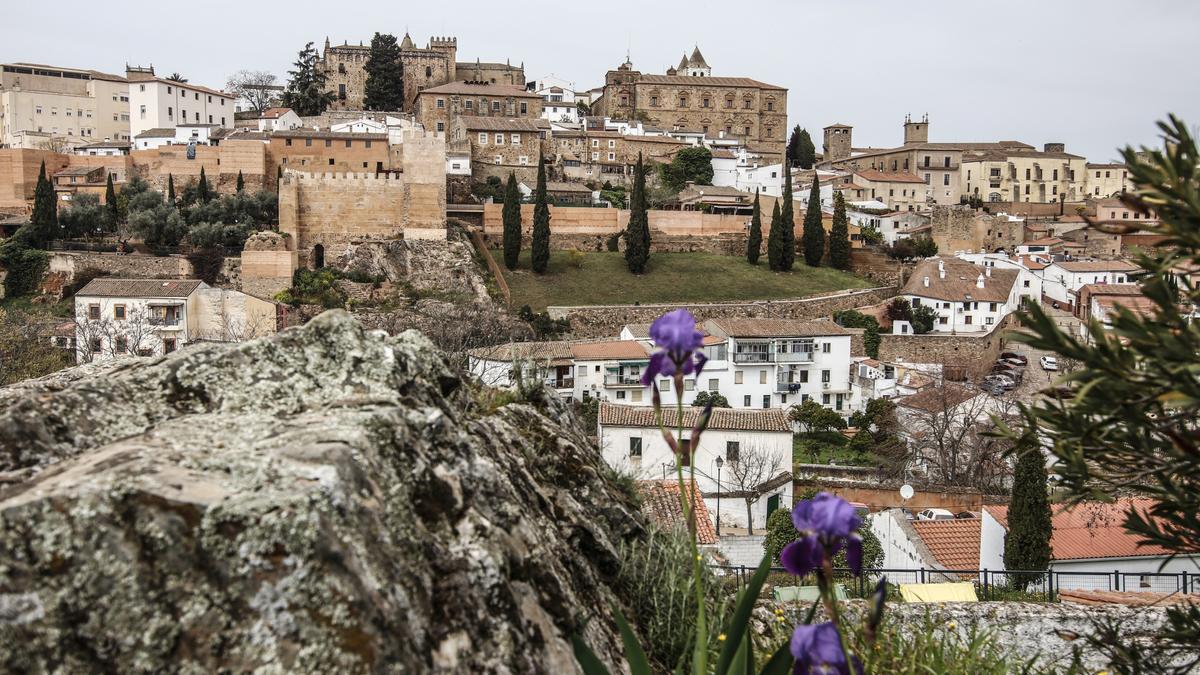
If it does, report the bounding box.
[852,617,1032,675]
[762,506,883,571]
[0,238,50,298]
[691,390,730,408]
[277,268,348,308]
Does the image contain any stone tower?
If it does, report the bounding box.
[685,46,711,77]
[428,36,458,80]
[823,123,853,162]
[903,113,929,145]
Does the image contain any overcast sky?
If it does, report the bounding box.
[5,0,1197,161]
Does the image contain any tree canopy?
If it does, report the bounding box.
[363,33,405,111]
[283,42,335,116]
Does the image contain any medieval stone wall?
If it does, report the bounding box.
[548,286,896,338]
[481,203,754,237]
[0,148,70,208]
[848,248,911,286]
[877,317,1011,367]
[130,140,271,195]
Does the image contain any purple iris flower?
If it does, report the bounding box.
[641,309,707,386]
[780,492,864,577]
[791,623,859,675]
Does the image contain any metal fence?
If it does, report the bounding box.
[710,565,1200,603]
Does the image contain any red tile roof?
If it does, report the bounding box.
[569,340,649,360]
[987,498,1190,561]
[911,519,981,570]
[1053,260,1140,273]
[637,480,718,545]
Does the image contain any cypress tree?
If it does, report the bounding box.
[502,172,522,270]
[363,33,405,111]
[167,173,176,206]
[802,174,825,267]
[236,170,245,193]
[638,157,651,261]
[625,153,649,274]
[796,128,816,169]
[766,200,783,271]
[29,161,58,248]
[746,188,762,265]
[104,173,118,227]
[197,167,211,203]
[530,153,551,274]
[1004,444,1053,587]
[780,168,796,271]
[829,191,851,270]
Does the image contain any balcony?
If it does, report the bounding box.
[733,350,772,364]
[603,373,642,388]
[544,377,575,390]
[775,349,814,363]
[149,316,182,328]
[776,376,807,393]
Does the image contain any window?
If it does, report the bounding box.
[650,96,658,106]
[591,152,599,161]
[88,304,100,320]
[167,86,172,94]
[324,139,332,147]
[465,100,473,110]
[743,98,752,109]
[478,133,488,145]
[608,152,615,161]
[492,101,501,112]
[364,140,372,148]
[629,437,644,458]
[495,133,505,145]
[943,173,950,186]
[821,370,831,383]
[660,379,671,392]
[591,139,599,148]
[726,441,740,462]
[678,96,688,108]
[759,370,767,385]
[702,97,710,108]
[743,395,751,407]
[115,336,128,353]
[708,378,719,391]
[767,101,774,111]
[305,138,312,147]
[822,342,831,353]
[114,305,126,320]
[518,156,529,165]
[684,380,695,391]
[426,66,432,77]
[762,395,771,408]
[167,107,173,119]
[734,371,743,384]
[436,98,445,109]
[494,155,502,165]
[822,393,830,405]
[163,338,177,354]
[679,439,692,466]
[512,133,521,144]
[520,102,527,114]
[744,126,751,136]
[90,337,102,352]
[436,122,445,132]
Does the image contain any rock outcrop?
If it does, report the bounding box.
[0,311,642,673]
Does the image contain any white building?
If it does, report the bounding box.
[598,402,793,531]
[74,278,278,363]
[446,151,471,176]
[127,68,235,137]
[955,252,1047,306]
[1038,260,1140,309]
[331,117,388,134]
[897,258,1022,334]
[132,127,175,150]
[256,107,302,132]
[73,140,130,156]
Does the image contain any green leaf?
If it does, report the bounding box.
[727,634,749,675]
[715,555,773,674]
[758,640,794,675]
[613,608,652,675]
[571,634,612,675]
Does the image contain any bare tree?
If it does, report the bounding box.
[195,301,275,343]
[720,443,787,535]
[900,383,1016,492]
[225,70,279,114]
[39,137,71,153]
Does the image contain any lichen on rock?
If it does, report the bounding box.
[0,310,643,673]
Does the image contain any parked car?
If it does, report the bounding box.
[991,364,1023,383]
[980,381,1007,396]
[999,351,1028,365]
[1040,355,1059,371]
[917,508,956,521]
[998,357,1027,368]
[982,374,1016,390]
[955,511,979,519]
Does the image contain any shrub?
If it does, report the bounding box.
[910,305,938,334]
[565,248,585,269]
[691,390,731,408]
[763,506,882,571]
[789,398,847,432]
[517,304,570,339]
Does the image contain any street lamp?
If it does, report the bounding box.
[715,456,724,537]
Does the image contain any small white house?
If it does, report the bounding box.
[133,127,176,150]
[74,278,278,363]
[331,117,388,134]
[446,151,471,176]
[73,141,130,156]
[898,258,1022,334]
[1038,260,1140,309]
[598,402,793,531]
[256,107,302,132]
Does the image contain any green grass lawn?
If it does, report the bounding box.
[793,432,875,467]
[493,250,872,311]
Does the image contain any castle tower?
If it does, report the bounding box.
[903,113,929,145]
[823,123,853,162]
[429,36,458,80]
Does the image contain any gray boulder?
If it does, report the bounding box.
[0,311,642,673]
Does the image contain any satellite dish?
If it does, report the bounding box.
[899,484,915,500]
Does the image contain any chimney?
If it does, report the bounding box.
[985,266,993,278]
[923,276,930,287]
[937,260,946,279]
[976,273,985,289]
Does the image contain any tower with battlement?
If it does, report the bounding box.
[903,113,929,145]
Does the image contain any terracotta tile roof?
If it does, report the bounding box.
[897,385,980,414]
[272,129,388,141]
[75,141,130,149]
[854,170,927,184]
[1023,237,1064,246]
[637,480,718,545]
[1079,283,1144,297]
[260,107,293,118]
[633,74,785,90]
[986,498,1192,561]
[901,258,1018,303]
[1059,589,1200,606]
[420,81,541,98]
[1095,294,1157,318]
[1053,260,1140,273]
[599,403,792,433]
[911,519,981,570]
[706,318,849,338]
[75,278,202,299]
[569,340,649,360]
[457,116,548,132]
[624,322,721,343]
[468,341,573,362]
[134,128,176,139]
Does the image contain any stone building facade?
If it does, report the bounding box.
[318,35,524,112]
[269,129,391,175]
[414,82,542,138]
[448,116,548,183]
[591,48,787,164]
[552,129,687,185]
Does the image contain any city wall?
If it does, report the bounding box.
[549,286,896,339]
